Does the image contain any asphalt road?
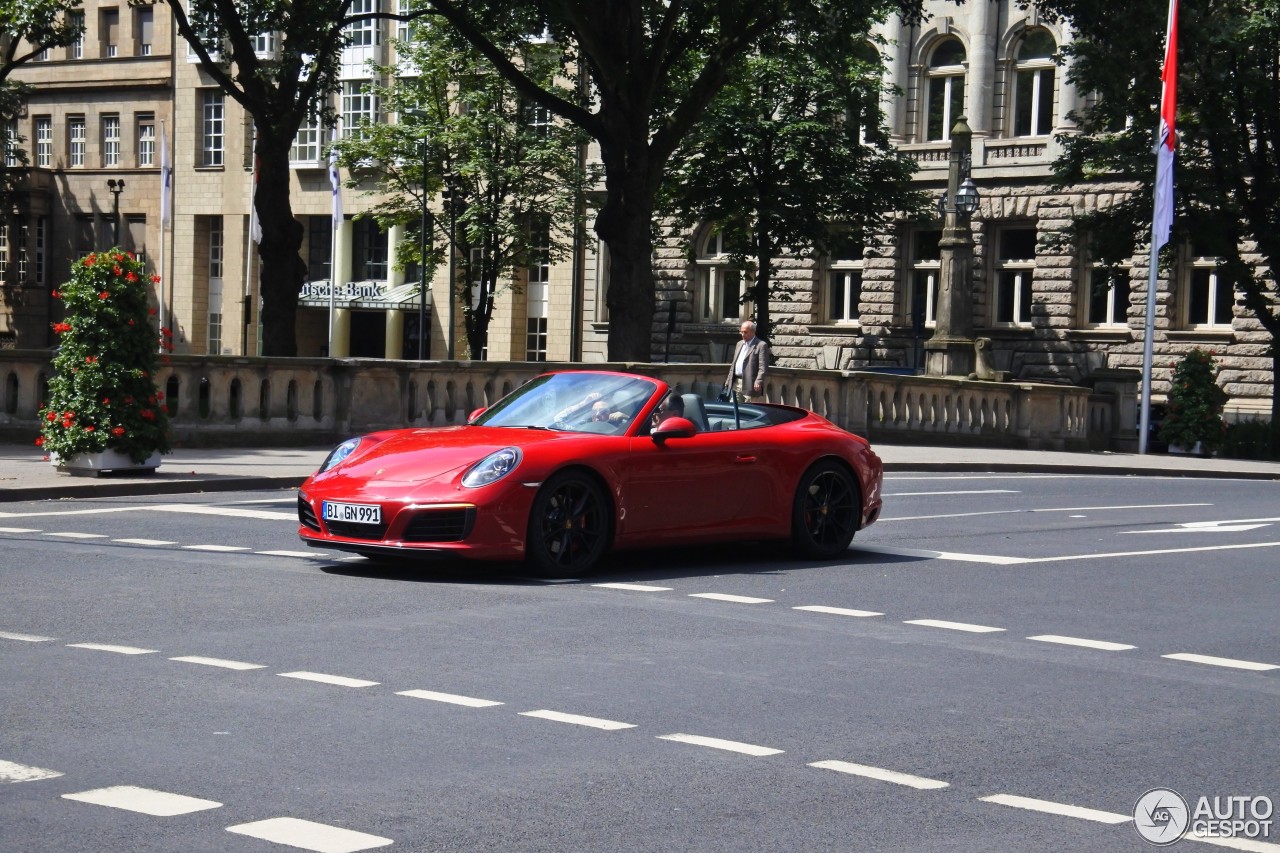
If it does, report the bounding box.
[2,473,1277,853]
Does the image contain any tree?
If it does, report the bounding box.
[158,0,432,356]
[341,18,591,359]
[423,0,926,362]
[658,18,926,341]
[1034,0,1280,454]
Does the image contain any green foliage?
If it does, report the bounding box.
[1159,349,1228,452]
[1219,419,1278,461]
[38,251,172,464]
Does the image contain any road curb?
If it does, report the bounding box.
[882,462,1280,480]
[0,476,306,503]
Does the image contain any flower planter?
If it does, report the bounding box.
[51,449,162,476]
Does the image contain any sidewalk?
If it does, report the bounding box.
[1,440,1278,502]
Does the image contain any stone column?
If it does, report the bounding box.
[878,14,909,142]
[925,117,977,378]
[967,0,996,135]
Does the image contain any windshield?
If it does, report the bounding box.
[472,373,661,434]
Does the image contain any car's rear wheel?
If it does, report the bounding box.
[526,471,611,577]
[791,460,860,559]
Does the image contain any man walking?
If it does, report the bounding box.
[724,320,769,402]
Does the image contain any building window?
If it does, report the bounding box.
[136,8,153,55]
[695,228,749,323]
[291,115,322,164]
[68,116,86,167]
[925,37,966,142]
[137,115,156,167]
[100,8,119,57]
[994,228,1037,326]
[1013,30,1057,137]
[352,218,388,280]
[3,121,17,168]
[201,91,224,166]
[102,115,121,167]
[525,217,550,360]
[0,224,8,279]
[1085,264,1131,327]
[69,11,84,59]
[395,0,419,43]
[341,81,379,138]
[1183,246,1234,328]
[827,254,865,323]
[253,32,277,56]
[18,223,30,280]
[33,118,52,167]
[35,218,47,284]
[908,229,941,328]
[345,0,379,47]
[209,217,224,354]
[522,101,553,138]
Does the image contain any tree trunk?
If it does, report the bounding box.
[596,161,658,363]
[253,138,308,357]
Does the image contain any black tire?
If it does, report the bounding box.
[791,460,860,559]
[526,471,612,577]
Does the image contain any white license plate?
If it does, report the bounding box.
[323,501,382,525]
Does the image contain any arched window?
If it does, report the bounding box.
[1013,30,1057,137]
[695,228,750,323]
[926,38,966,142]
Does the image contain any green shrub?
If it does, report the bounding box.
[37,250,172,465]
[1219,419,1278,461]
[1159,349,1228,453]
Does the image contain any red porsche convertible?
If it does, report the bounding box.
[297,370,883,576]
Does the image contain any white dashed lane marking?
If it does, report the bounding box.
[66,643,157,655]
[278,671,380,688]
[657,733,784,757]
[62,785,223,816]
[170,656,267,671]
[0,759,64,783]
[794,605,884,618]
[809,760,949,790]
[113,538,177,546]
[226,817,393,853]
[1162,653,1279,672]
[903,619,1006,634]
[0,526,40,533]
[1028,635,1136,651]
[0,631,55,642]
[980,793,1131,824]
[519,710,636,731]
[182,544,251,552]
[256,550,323,558]
[396,689,504,708]
[688,593,774,604]
[46,532,108,539]
[592,582,673,592]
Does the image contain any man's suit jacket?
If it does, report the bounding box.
[725,338,769,390]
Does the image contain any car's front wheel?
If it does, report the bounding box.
[791,460,860,559]
[526,471,611,577]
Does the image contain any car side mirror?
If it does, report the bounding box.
[467,407,486,423]
[651,416,696,444]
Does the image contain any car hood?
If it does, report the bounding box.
[317,425,580,485]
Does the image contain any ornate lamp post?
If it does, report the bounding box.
[106,178,126,248]
[924,117,980,377]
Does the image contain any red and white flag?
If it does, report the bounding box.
[249,154,262,244]
[159,121,172,228]
[1152,0,1178,252]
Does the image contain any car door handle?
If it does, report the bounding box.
[735,455,757,464]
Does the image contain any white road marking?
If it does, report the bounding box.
[46,531,108,539]
[226,817,393,853]
[256,550,323,558]
[396,689,504,708]
[0,503,293,521]
[1187,830,1280,851]
[689,593,774,604]
[809,760,949,790]
[66,643,157,655]
[0,631,54,642]
[170,656,267,671]
[1162,653,1279,672]
[0,526,40,533]
[182,544,251,552]
[0,759,64,783]
[1020,542,1280,564]
[851,543,1030,565]
[62,785,222,816]
[1126,518,1277,534]
[980,793,1131,824]
[113,538,177,546]
[1028,635,1136,651]
[794,605,884,618]
[1031,503,1212,513]
[887,489,1020,496]
[878,510,1021,522]
[593,582,673,592]
[904,619,1006,634]
[880,502,1211,523]
[519,710,636,730]
[656,733,784,757]
[278,671,379,688]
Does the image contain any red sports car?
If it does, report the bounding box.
[297,370,883,576]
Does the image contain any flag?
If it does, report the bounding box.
[329,131,343,230]
[249,154,262,244]
[1152,0,1178,252]
[159,122,172,228]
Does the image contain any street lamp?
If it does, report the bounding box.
[404,109,433,360]
[924,116,981,377]
[106,178,125,248]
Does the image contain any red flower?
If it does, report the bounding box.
[99,291,110,300]
[51,322,72,334]
[84,253,97,266]
[128,319,136,326]
[85,425,95,432]
[151,274,162,284]
[35,436,44,447]
[46,411,56,421]
[51,289,61,299]
[102,398,110,404]
[126,272,138,283]
[85,356,97,364]
[62,411,74,419]
[112,266,122,276]
[111,427,126,437]
[155,392,165,401]
[140,409,156,422]
[61,418,73,428]
[148,308,158,316]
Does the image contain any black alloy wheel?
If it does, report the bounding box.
[527,471,611,577]
[791,460,860,558]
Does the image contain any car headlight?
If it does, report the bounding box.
[319,437,361,473]
[461,447,522,488]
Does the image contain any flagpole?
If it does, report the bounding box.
[328,129,343,357]
[158,120,169,354]
[244,156,257,357]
